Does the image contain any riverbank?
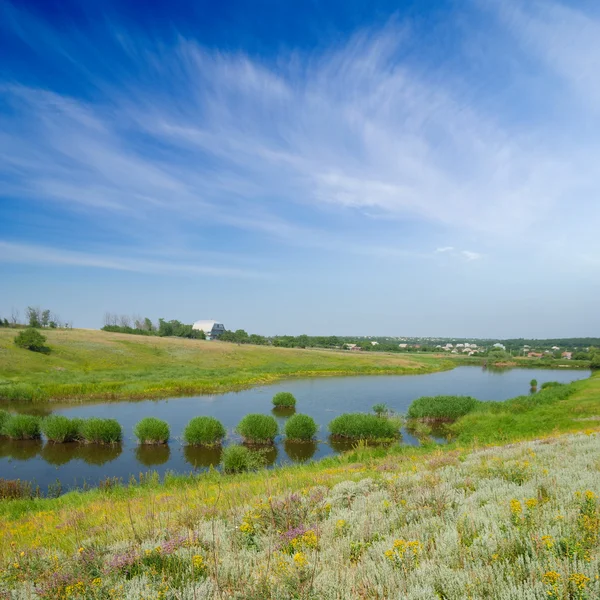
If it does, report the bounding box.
[0,329,450,403]
[1,375,599,596]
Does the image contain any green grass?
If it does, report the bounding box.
[2,414,41,440]
[40,415,82,443]
[0,409,9,433]
[328,412,399,441]
[236,413,279,444]
[0,328,449,403]
[133,417,170,445]
[78,418,122,444]
[221,444,265,473]
[182,416,226,446]
[284,413,318,441]
[272,391,296,407]
[407,395,481,421]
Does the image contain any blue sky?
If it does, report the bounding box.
[1,0,599,337]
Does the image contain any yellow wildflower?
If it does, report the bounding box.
[293,552,308,568]
[569,573,590,590]
[543,571,561,586]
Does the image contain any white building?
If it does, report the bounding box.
[192,320,226,340]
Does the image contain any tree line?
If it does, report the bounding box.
[102,314,205,339]
[0,306,71,329]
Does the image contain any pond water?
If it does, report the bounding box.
[0,366,589,492]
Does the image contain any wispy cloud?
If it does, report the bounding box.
[0,241,267,279]
[1,0,600,273]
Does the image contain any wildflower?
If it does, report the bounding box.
[569,573,590,591]
[293,552,308,568]
[19,551,24,557]
[543,571,561,586]
[240,521,254,534]
[541,535,554,550]
[192,554,204,569]
[78,547,84,553]
[525,498,538,510]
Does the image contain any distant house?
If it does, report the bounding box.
[345,343,362,351]
[192,320,225,340]
[371,341,379,346]
[399,343,408,348]
[562,352,573,360]
[528,352,544,358]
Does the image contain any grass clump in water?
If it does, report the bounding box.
[236,414,278,444]
[133,417,170,445]
[284,413,318,441]
[41,415,82,443]
[0,409,10,433]
[79,418,122,444]
[328,412,399,441]
[221,444,265,473]
[2,414,41,440]
[272,392,296,408]
[183,416,226,446]
[407,395,481,421]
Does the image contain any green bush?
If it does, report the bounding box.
[0,409,10,434]
[13,328,49,353]
[221,445,266,473]
[3,414,41,440]
[328,413,398,440]
[284,413,318,441]
[372,403,388,417]
[183,416,226,446]
[236,414,278,444]
[530,379,538,388]
[133,417,170,444]
[272,392,297,407]
[540,381,561,390]
[79,418,122,444]
[407,395,481,421]
[41,415,82,443]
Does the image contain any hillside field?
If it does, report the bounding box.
[0,329,449,403]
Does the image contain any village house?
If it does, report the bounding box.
[562,351,573,360]
[192,320,226,340]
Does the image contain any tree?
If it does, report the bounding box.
[144,317,154,332]
[41,309,50,328]
[26,306,41,328]
[591,353,600,370]
[14,328,49,353]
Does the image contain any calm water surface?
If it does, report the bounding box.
[0,367,589,491]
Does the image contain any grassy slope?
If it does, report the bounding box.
[0,329,448,402]
[0,376,599,596]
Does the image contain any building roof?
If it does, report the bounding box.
[192,320,222,332]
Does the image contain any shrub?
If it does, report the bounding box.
[285,413,318,441]
[530,379,538,388]
[13,328,49,353]
[272,392,297,408]
[0,409,10,434]
[183,416,226,446]
[133,417,170,444]
[3,414,41,440]
[541,381,561,390]
[221,445,265,473]
[41,415,82,443]
[372,403,388,417]
[407,395,480,421]
[328,413,398,440]
[236,414,279,444]
[79,418,122,444]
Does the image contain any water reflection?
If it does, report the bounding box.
[77,444,122,466]
[0,438,42,460]
[184,445,222,469]
[41,442,79,466]
[284,440,317,463]
[135,445,171,467]
[245,444,278,467]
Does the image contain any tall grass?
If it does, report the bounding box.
[2,414,41,440]
[272,392,297,407]
[221,445,265,473]
[0,409,10,433]
[284,413,318,441]
[328,412,399,440]
[133,417,170,445]
[79,418,122,444]
[183,417,226,446]
[407,395,481,421]
[236,414,279,444]
[40,415,82,443]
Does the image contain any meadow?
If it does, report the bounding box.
[0,374,599,598]
[0,329,448,403]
